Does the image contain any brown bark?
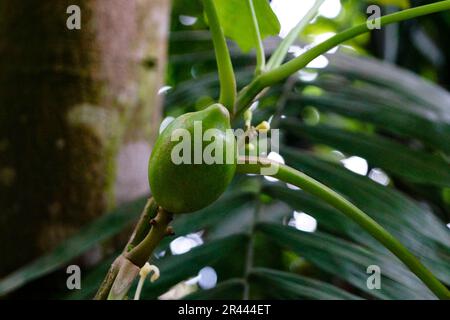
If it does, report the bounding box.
[0,0,170,275]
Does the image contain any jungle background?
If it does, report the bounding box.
[0,0,449,300]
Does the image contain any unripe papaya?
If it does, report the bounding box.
[148,104,236,213]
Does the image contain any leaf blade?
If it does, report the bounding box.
[282,121,450,187]
[0,197,148,296]
[249,267,362,300]
[214,0,280,52]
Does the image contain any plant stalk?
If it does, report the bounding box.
[107,258,140,300]
[94,256,123,300]
[106,207,173,300]
[126,208,173,267]
[94,197,162,300]
[247,0,266,75]
[236,0,450,116]
[237,156,450,300]
[202,0,237,112]
[266,0,325,70]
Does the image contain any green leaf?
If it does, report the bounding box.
[140,234,248,299]
[256,222,436,299]
[0,197,148,297]
[158,190,253,249]
[263,185,361,236]
[263,184,450,288]
[65,190,253,300]
[249,267,362,300]
[65,255,115,300]
[297,54,450,153]
[73,234,248,300]
[213,0,280,52]
[282,121,450,187]
[326,54,450,123]
[280,148,450,284]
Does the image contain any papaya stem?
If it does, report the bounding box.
[125,207,173,267]
[202,0,237,112]
[100,206,173,300]
[94,197,160,300]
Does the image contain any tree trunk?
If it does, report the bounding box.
[0,0,170,275]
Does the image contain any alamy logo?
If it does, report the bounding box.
[366,265,381,290]
[367,5,381,30]
[66,5,81,30]
[66,265,81,290]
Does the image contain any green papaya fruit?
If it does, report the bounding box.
[148,104,236,213]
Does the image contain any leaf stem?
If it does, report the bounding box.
[235,0,450,116]
[247,0,266,75]
[236,156,450,300]
[106,208,173,300]
[94,198,159,299]
[94,256,123,300]
[125,208,173,267]
[266,0,325,70]
[202,0,237,112]
[127,198,159,251]
[107,258,140,300]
